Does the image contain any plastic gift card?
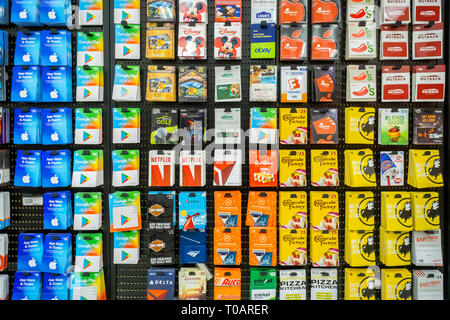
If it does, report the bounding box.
[40,30,71,66]
[381,0,410,24]
[380,25,408,60]
[108,191,142,232]
[147,268,175,300]
[381,191,413,231]
[380,151,404,186]
[345,229,376,266]
[11,0,42,26]
[40,0,71,26]
[250,267,276,300]
[147,0,174,22]
[279,191,307,229]
[378,108,409,145]
[413,108,443,145]
[215,0,241,22]
[42,273,69,300]
[11,66,41,103]
[149,228,175,265]
[74,192,102,231]
[41,66,72,102]
[249,107,277,144]
[0,234,7,272]
[280,24,307,61]
[75,108,102,145]
[214,108,240,144]
[346,64,377,101]
[179,0,207,22]
[112,150,140,187]
[408,149,443,188]
[77,31,104,66]
[311,24,339,60]
[43,191,72,230]
[42,108,72,145]
[280,66,307,103]
[75,233,103,273]
[310,149,338,187]
[250,23,276,59]
[279,0,307,23]
[146,65,176,101]
[178,267,206,300]
[249,150,278,187]
[178,65,207,102]
[112,65,140,101]
[214,227,241,265]
[178,191,207,230]
[179,150,206,187]
[249,227,276,266]
[411,192,440,231]
[310,191,339,231]
[279,150,306,187]
[17,233,43,272]
[279,108,307,144]
[146,23,175,59]
[214,65,241,102]
[214,22,242,60]
[344,268,376,300]
[413,0,441,24]
[112,107,140,144]
[310,229,339,266]
[70,270,106,300]
[14,150,42,187]
[115,0,140,23]
[279,228,307,266]
[345,107,375,144]
[381,66,410,102]
[279,269,306,300]
[178,22,207,59]
[76,66,104,102]
[147,191,176,229]
[213,149,242,186]
[412,23,443,60]
[251,0,276,24]
[115,23,140,60]
[14,107,41,144]
[381,269,412,300]
[79,0,103,25]
[42,150,71,188]
[72,149,104,188]
[310,108,338,144]
[114,230,140,264]
[345,22,377,60]
[412,65,445,102]
[14,31,40,65]
[214,191,241,228]
[179,229,207,263]
[311,268,338,300]
[148,150,175,187]
[347,0,375,21]
[311,0,340,23]
[41,233,72,274]
[150,108,178,144]
[344,149,376,187]
[214,268,241,300]
[345,191,375,230]
[0,192,10,230]
[11,272,41,300]
[246,191,277,227]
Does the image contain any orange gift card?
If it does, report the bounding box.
[279,0,307,24]
[214,267,241,300]
[246,191,277,227]
[311,24,339,60]
[214,191,241,228]
[311,0,340,24]
[249,150,278,187]
[249,227,277,266]
[214,227,241,265]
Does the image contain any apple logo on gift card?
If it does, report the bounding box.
[49,259,57,270]
[51,216,59,227]
[28,257,36,268]
[22,52,31,62]
[50,174,59,185]
[49,53,58,63]
[19,9,27,19]
[48,9,56,20]
[21,131,29,141]
[51,131,59,141]
[19,88,28,98]
[50,89,58,99]
[51,296,59,300]
[22,174,31,184]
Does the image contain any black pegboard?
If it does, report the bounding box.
[0,0,114,298]
[110,0,448,300]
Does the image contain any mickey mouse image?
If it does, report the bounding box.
[214,36,241,59]
[180,1,207,23]
[179,35,206,59]
[216,5,238,19]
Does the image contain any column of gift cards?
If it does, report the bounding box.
[0,0,108,301]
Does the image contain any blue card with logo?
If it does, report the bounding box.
[179,229,207,264]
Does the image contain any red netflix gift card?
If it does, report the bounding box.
[412,23,443,60]
[180,150,206,187]
[149,150,175,187]
[412,65,445,102]
[382,66,410,102]
[380,25,408,60]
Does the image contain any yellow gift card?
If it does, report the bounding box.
[345,192,375,230]
[146,65,176,102]
[345,107,375,144]
[411,192,440,231]
[279,191,307,229]
[344,268,377,300]
[279,228,307,266]
[310,149,339,186]
[310,229,339,267]
[381,192,412,231]
[344,149,376,187]
[279,150,306,187]
[380,227,410,266]
[408,150,443,188]
[279,108,308,145]
[345,230,376,267]
[381,269,412,300]
[310,191,339,230]
[146,23,175,59]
